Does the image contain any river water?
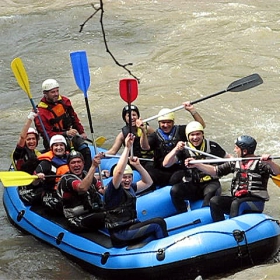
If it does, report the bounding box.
[0,0,280,279]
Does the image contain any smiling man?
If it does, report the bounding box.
[163,121,229,213]
[140,103,205,189]
[57,150,105,232]
[34,79,92,171]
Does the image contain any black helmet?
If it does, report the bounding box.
[122,104,140,122]
[235,135,257,154]
[67,150,84,164]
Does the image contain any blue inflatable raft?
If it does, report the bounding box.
[2,147,280,279]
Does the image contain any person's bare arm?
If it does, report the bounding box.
[112,134,134,189]
[136,118,150,150]
[107,132,124,155]
[185,157,217,176]
[261,154,280,175]
[183,101,206,128]
[163,141,185,167]
[76,154,101,192]
[129,157,153,192]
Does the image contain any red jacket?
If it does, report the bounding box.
[35,95,85,140]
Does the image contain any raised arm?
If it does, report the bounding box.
[75,154,101,192]
[183,101,206,128]
[112,133,134,188]
[136,118,150,151]
[17,112,37,147]
[129,157,153,193]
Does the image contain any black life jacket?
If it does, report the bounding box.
[154,126,181,168]
[231,160,269,200]
[122,125,154,159]
[57,173,103,218]
[184,139,218,184]
[13,147,40,174]
[105,187,137,230]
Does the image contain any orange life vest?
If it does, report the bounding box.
[37,151,69,188]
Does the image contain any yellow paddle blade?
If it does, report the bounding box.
[96,136,106,147]
[271,175,280,188]
[0,171,38,187]
[11,57,32,99]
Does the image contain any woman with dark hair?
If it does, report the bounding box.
[13,111,42,205]
[12,111,41,174]
[106,104,154,168]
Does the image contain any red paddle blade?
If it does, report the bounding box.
[119,79,138,103]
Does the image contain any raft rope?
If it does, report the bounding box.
[56,217,279,259]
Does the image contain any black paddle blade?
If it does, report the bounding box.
[227,73,263,92]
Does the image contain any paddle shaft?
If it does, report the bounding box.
[143,73,263,123]
[29,98,50,143]
[84,97,98,153]
[190,156,280,164]
[105,154,153,162]
[185,146,221,159]
[168,219,201,233]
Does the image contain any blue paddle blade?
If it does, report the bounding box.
[70,51,91,97]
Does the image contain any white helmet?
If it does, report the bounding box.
[113,164,133,176]
[185,121,204,138]
[27,127,39,136]
[50,135,67,147]
[42,79,59,91]
[157,108,175,122]
[27,127,39,144]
